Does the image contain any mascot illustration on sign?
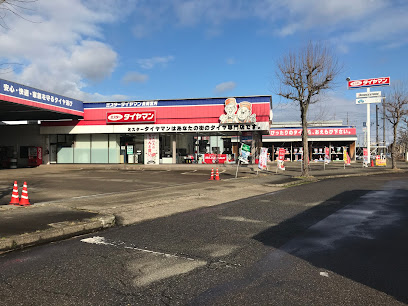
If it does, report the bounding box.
[237,101,256,123]
[219,98,256,124]
[219,98,238,123]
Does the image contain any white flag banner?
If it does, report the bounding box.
[258,147,268,170]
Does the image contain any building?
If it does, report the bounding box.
[0,78,272,166]
[263,121,357,162]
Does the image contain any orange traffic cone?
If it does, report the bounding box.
[209,168,214,180]
[371,159,374,167]
[215,168,220,181]
[19,181,30,206]
[9,181,20,205]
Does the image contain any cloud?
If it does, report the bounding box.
[226,58,235,65]
[0,0,130,100]
[128,0,408,49]
[122,71,149,83]
[129,0,243,39]
[214,81,236,93]
[71,41,117,81]
[89,92,129,102]
[132,24,151,39]
[137,56,175,69]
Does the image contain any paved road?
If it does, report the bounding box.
[0,173,407,305]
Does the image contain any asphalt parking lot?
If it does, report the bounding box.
[0,165,240,205]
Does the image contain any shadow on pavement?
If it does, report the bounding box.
[253,189,369,247]
[253,188,408,304]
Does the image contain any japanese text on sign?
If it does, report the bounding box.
[106,101,158,108]
[0,79,82,111]
[107,111,156,123]
[144,134,159,164]
[269,128,356,137]
[125,123,267,133]
[348,77,390,89]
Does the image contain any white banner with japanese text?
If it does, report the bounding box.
[258,147,268,170]
[144,134,159,165]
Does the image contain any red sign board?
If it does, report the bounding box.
[348,77,390,89]
[269,127,356,137]
[203,154,228,164]
[107,111,156,124]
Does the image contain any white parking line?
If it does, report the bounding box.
[81,236,197,261]
[181,170,197,175]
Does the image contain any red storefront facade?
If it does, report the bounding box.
[40,96,272,164]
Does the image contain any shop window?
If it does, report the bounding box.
[57,144,74,163]
[108,134,120,163]
[74,134,91,163]
[91,134,109,163]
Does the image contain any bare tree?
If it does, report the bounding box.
[276,41,341,177]
[0,0,37,29]
[383,82,408,169]
[397,127,408,158]
[0,0,37,74]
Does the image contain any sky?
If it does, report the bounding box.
[1,0,408,145]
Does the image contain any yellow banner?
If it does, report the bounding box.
[376,159,386,166]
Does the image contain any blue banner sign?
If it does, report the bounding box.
[0,78,83,114]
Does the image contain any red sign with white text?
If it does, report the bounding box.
[203,154,228,164]
[107,111,156,123]
[269,127,356,137]
[278,148,286,161]
[348,77,390,89]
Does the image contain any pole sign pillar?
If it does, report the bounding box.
[348,77,390,166]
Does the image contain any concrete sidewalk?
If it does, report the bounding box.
[1,160,406,254]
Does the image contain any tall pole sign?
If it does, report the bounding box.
[348,77,390,167]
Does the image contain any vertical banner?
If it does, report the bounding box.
[236,143,251,178]
[258,147,268,170]
[239,143,251,164]
[343,148,348,163]
[346,152,351,165]
[324,147,330,164]
[363,148,369,167]
[144,133,159,164]
[277,147,286,170]
[343,147,350,167]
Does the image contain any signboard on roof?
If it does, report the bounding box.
[0,78,83,114]
[348,77,390,89]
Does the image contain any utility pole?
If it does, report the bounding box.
[383,97,386,154]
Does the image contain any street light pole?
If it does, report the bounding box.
[367,88,371,163]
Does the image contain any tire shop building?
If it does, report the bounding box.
[0,78,272,167]
[262,121,357,162]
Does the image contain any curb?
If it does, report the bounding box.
[0,214,115,254]
[265,168,408,187]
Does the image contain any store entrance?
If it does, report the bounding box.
[120,135,144,164]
